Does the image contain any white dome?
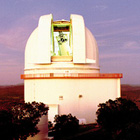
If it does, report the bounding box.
[24,14,100,73]
[85,27,99,68]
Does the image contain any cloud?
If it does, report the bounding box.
[0,51,23,66]
[100,53,125,59]
[14,0,34,5]
[92,16,140,38]
[0,52,7,57]
[93,18,123,26]
[95,24,140,38]
[97,37,122,48]
[100,53,139,60]
[94,21,140,50]
[94,5,108,11]
[0,63,24,85]
[0,58,19,66]
[0,15,37,52]
[123,41,140,50]
[0,27,29,51]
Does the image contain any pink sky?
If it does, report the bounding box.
[0,0,140,85]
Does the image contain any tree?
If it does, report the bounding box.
[0,110,13,139]
[53,114,79,138]
[0,101,48,140]
[96,98,140,139]
[117,122,140,140]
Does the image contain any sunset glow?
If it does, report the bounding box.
[0,0,140,85]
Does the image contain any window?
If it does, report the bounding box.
[51,21,73,62]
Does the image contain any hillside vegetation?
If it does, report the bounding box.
[0,84,24,110]
[121,85,140,109]
[0,84,140,109]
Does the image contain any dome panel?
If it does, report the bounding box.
[85,27,99,67]
[25,14,100,73]
[25,28,38,68]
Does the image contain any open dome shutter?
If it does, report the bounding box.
[37,14,53,64]
[71,14,86,63]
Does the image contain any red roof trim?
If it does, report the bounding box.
[21,73,123,79]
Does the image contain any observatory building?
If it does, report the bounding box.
[21,14,122,124]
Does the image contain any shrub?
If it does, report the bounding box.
[53,113,79,137]
[96,98,140,139]
[0,101,48,140]
[48,121,53,130]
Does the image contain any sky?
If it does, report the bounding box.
[0,0,140,85]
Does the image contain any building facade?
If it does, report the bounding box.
[21,14,122,124]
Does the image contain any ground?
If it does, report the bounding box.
[0,84,140,109]
[0,84,140,139]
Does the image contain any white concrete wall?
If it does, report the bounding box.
[25,78,120,124]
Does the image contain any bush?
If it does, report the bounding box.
[117,122,140,140]
[96,98,140,139]
[0,101,48,140]
[48,121,53,130]
[53,113,79,137]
